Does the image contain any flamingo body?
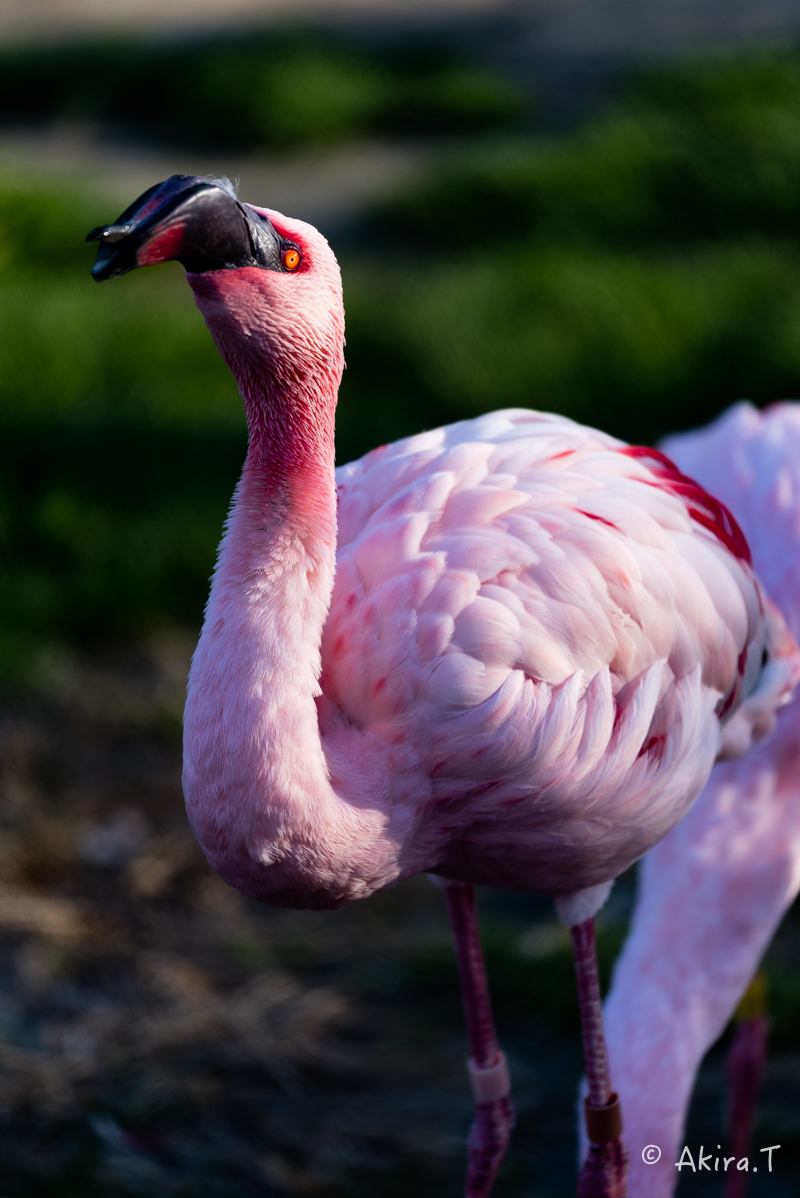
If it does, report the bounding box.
[320,410,781,899]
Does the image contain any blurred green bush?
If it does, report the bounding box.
[0,184,245,680]
[5,52,800,678]
[0,34,522,150]
[361,52,800,446]
[377,55,800,248]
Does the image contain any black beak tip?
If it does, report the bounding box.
[87,223,140,280]
[90,254,132,283]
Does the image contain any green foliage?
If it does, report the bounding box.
[342,238,800,449]
[376,52,800,248]
[0,182,244,680]
[352,52,800,447]
[0,34,522,152]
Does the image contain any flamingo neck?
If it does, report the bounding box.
[235,343,338,572]
[183,265,420,908]
[208,278,340,691]
[183,268,350,905]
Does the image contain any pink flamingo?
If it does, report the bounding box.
[602,401,800,1197]
[87,178,800,1198]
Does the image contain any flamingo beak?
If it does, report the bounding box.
[86,174,285,281]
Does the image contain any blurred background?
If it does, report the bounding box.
[1,0,800,1194]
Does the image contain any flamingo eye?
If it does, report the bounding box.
[282,248,300,271]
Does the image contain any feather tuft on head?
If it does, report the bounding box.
[207,175,239,199]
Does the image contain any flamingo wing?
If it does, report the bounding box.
[320,409,792,892]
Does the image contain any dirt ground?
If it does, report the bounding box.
[0,639,797,1196]
[0,636,587,1197]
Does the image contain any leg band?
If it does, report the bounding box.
[468,1052,511,1103]
[584,1092,623,1143]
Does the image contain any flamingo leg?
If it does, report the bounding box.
[570,918,627,1198]
[442,880,515,1198]
[724,974,768,1198]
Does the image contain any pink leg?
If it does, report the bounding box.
[570,919,627,1198]
[443,880,515,1198]
[724,975,768,1198]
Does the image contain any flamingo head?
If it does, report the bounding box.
[86,174,345,409]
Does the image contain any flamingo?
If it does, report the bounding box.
[602,401,800,1197]
[86,176,800,1198]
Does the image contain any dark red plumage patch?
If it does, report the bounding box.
[620,446,752,565]
[639,734,666,761]
[717,683,739,721]
[577,510,619,531]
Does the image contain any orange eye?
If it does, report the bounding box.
[282,248,300,271]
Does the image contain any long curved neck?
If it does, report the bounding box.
[238,329,338,532]
[202,266,342,732]
[183,266,420,909]
[183,270,349,905]
[229,336,339,620]
[227,355,339,732]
